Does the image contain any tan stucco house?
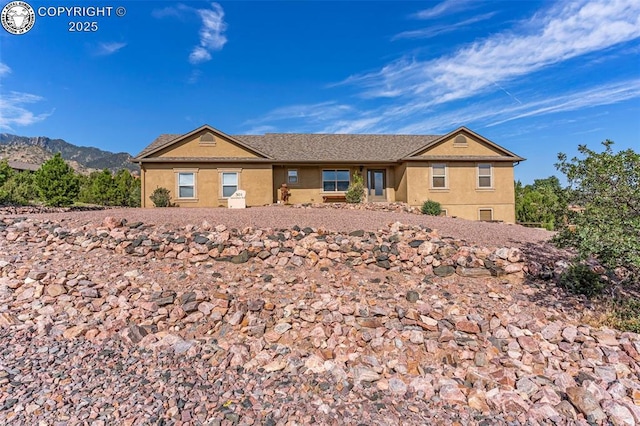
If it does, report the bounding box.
[133,124,525,222]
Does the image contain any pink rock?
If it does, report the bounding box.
[439,382,467,405]
[456,319,480,334]
[102,216,123,230]
[517,335,539,353]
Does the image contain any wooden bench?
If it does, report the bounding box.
[322,194,347,203]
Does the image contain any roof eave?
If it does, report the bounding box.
[138,125,274,160]
[135,157,273,163]
[404,126,525,160]
[402,156,526,162]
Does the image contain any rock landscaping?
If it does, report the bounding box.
[0,211,638,425]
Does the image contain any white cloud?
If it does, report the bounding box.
[0,62,10,77]
[154,2,227,64]
[95,42,127,56]
[152,6,184,19]
[244,102,354,128]
[487,79,640,127]
[246,1,640,137]
[0,91,53,130]
[245,78,640,136]
[187,69,203,84]
[344,0,640,104]
[412,0,477,20]
[189,47,211,64]
[189,3,227,64]
[393,12,497,40]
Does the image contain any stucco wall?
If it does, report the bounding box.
[272,165,357,204]
[394,163,408,203]
[142,162,272,207]
[405,161,516,222]
[154,130,259,158]
[416,133,504,156]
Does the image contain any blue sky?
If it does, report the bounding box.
[0,0,638,184]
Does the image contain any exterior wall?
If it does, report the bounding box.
[141,162,272,207]
[416,133,504,156]
[273,165,358,204]
[405,161,516,222]
[272,165,395,204]
[155,130,259,158]
[394,163,408,203]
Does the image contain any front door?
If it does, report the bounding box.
[367,169,386,201]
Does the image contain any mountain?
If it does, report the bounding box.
[0,133,137,174]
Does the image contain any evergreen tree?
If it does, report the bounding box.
[34,153,80,207]
[0,160,14,186]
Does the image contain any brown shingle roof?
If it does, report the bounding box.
[135,134,180,158]
[133,125,525,163]
[236,134,440,162]
[7,161,40,171]
[134,132,440,163]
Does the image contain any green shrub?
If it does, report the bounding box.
[1,171,37,205]
[150,187,172,207]
[554,141,639,275]
[605,298,640,333]
[421,199,442,215]
[558,263,606,297]
[0,160,14,187]
[345,173,365,203]
[34,153,79,207]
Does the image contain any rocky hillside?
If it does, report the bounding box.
[0,133,136,174]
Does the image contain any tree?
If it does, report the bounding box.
[78,168,141,207]
[554,140,639,274]
[112,169,140,207]
[515,176,568,230]
[87,169,114,205]
[0,160,14,186]
[345,173,365,203]
[34,153,80,207]
[1,171,38,205]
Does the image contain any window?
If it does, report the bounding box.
[222,172,238,197]
[287,169,298,184]
[479,208,493,221]
[478,164,492,188]
[322,169,350,192]
[439,209,448,217]
[178,172,195,198]
[431,164,446,188]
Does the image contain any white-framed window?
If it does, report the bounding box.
[221,172,238,198]
[322,169,350,192]
[479,208,493,221]
[440,209,448,217]
[478,164,492,188]
[174,169,198,199]
[431,164,447,189]
[287,169,298,184]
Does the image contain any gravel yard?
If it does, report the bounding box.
[14,205,554,248]
[1,210,638,425]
